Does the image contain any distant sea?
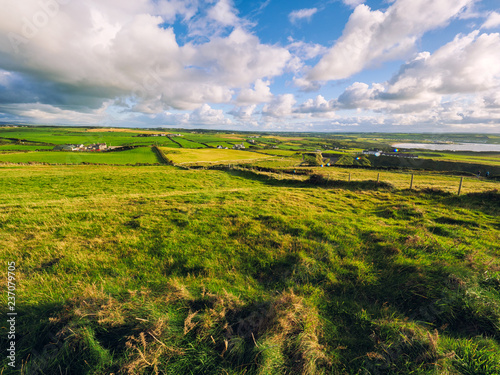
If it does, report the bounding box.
[392,143,500,152]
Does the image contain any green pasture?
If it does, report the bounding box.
[0,147,159,164]
[171,137,207,148]
[0,144,54,151]
[415,151,500,167]
[0,164,499,374]
[286,166,498,193]
[0,127,173,146]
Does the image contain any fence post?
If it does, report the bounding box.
[377,173,380,183]
[458,176,463,195]
[410,174,414,190]
[348,173,351,182]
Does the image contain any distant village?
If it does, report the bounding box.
[53,143,108,151]
[362,150,418,158]
[135,133,182,137]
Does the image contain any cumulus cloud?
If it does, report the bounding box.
[323,31,500,129]
[295,95,336,118]
[189,103,232,125]
[383,31,500,99]
[0,0,290,115]
[287,38,327,61]
[0,101,112,125]
[342,0,364,8]
[228,104,257,119]
[307,0,473,82]
[289,8,318,24]
[482,11,500,29]
[236,79,273,105]
[262,94,296,117]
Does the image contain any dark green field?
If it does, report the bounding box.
[1,127,500,374]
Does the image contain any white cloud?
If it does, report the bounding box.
[0,0,290,114]
[295,95,336,118]
[289,8,318,24]
[0,101,112,125]
[384,31,500,99]
[482,11,500,29]
[189,103,232,125]
[287,38,327,61]
[155,0,199,23]
[236,79,273,105]
[228,104,257,119]
[262,94,296,117]
[342,0,364,8]
[207,0,240,27]
[325,31,500,130]
[307,0,473,82]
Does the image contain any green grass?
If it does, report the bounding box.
[0,145,54,151]
[1,127,500,374]
[169,137,206,148]
[0,127,173,147]
[0,147,159,164]
[416,151,500,167]
[309,167,500,193]
[0,164,499,374]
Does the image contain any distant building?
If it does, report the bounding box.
[87,143,107,151]
[232,143,245,150]
[381,152,418,158]
[362,150,418,158]
[362,150,381,156]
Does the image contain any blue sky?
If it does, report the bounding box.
[1,0,500,132]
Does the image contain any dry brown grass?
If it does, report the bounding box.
[124,321,184,375]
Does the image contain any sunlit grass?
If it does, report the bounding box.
[159,147,273,164]
[0,163,499,374]
[0,147,159,164]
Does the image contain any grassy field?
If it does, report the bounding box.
[159,147,273,164]
[1,128,500,374]
[0,164,499,374]
[302,167,500,193]
[0,147,159,165]
[171,137,207,148]
[415,151,500,167]
[0,145,54,151]
[0,127,174,147]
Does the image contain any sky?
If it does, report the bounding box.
[1,0,500,132]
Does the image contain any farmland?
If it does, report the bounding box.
[0,126,500,375]
[0,147,159,165]
[159,147,274,164]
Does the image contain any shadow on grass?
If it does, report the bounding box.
[415,188,500,217]
[223,169,396,191]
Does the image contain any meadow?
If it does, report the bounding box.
[159,147,274,164]
[0,162,499,375]
[0,127,178,148]
[1,127,500,374]
[0,147,160,165]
